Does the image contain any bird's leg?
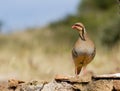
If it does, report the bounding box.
[82,66,87,75]
[75,67,78,77]
[75,66,82,79]
[75,67,79,79]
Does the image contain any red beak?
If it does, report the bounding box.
[72,25,76,29]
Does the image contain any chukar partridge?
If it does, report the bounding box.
[72,22,96,75]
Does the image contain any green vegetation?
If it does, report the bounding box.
[49,0,119,48]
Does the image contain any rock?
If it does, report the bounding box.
[86,80,113,91]
[92,73,120,80]
[42,80,73,91]
[17,80,48,91]
[113,80,120,91]
[8,79,25,90]
[1,73,120,91]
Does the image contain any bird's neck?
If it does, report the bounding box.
[79,30,88,41]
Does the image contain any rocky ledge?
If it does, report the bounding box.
[1,73,120,91]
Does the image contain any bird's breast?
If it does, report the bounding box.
[73,38,95,56]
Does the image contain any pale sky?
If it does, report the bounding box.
[0,0,79,32]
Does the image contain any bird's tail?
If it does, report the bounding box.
[75,66,82,75]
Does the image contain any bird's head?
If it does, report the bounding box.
[72,22,86,40]
[72,22,85,32]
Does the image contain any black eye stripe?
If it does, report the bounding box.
[74,24,81,26]
[74,24,83,28]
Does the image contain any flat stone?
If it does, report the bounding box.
[92,73,120,80]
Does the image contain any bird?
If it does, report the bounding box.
[72,22,96,76]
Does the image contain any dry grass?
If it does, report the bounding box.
[0,28,119,81]
[0,49,74,81]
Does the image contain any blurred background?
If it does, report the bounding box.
[0,0,119,81]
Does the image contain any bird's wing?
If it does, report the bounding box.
[72,48,78,58]
[83,48,96,65]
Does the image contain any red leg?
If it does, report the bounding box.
[75,66,82,77]
[82,66,87,75]
[75,67,77,76]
